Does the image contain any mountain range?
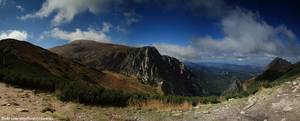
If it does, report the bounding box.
[185,62,262,95]
[1,39,299,98]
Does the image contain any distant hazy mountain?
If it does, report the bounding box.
[50,40,203,96]
[192,62,263,74]
[185,62,262,95]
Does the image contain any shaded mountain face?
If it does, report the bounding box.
[50,40,202,96]
[243,57,295,90]
[0,39,105,83]
[0,39,160,94]
[255,57,292,82]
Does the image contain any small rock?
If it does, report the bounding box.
[202,111,210,114]
[11,102,19,106]
[1,103,11,106]
[292,82,298,85]
[41,107,55,113]
[263,119,267,121]
[22,93,30,98]
[283,106,293,112]
[16,89,24,93]
[292,86,299,93]
[240,111,246,115]
[281,118,286,121]
[193,105,200,109]
[16,108,29,112]
[172,113,181,116]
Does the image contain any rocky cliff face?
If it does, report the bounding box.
[50,40,202,96]
[222,80,243,95]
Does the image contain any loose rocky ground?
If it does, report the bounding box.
[0,77,300,121]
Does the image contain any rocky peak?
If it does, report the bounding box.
[267,57,292,71]
[255,57,292,82]
[223,80,243,95]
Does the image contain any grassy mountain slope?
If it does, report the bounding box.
[0,39,165,106]
[50,40,202,96]
[0,39,161,95]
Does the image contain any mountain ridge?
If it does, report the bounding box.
[243,57,300,91]
[0,39,161,95]
[50,40,203,96]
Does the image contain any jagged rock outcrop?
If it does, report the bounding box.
[50,40,202,96]
[222,80,243,95]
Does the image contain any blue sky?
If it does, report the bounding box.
[1,0,300,66]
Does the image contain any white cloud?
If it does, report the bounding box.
[50,28,111,43]
[101,22,112,33]
[16,5,25,12]
[123,11,142,26]
[20,0,117,26]
[48,22,111,42]
[153,43,198,60]
[193,8,299,59]
[0,30,28,41]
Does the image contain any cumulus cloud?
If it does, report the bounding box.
[153,43,198,60]
[0,30,28,41]
[192,7,300,63]
[47,22,111,42]
[19,0,117,26]
[16,5,25,12]
[50,28,111,42]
